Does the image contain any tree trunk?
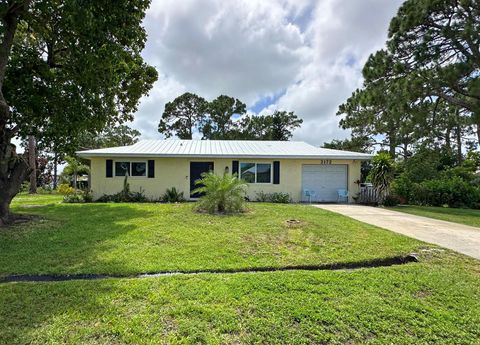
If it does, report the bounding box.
[53,152,58,189]
[28,135,36,194]
[455,124,463,164]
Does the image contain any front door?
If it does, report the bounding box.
[190,162,214,197]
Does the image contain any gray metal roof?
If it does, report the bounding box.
[77,140,373,160]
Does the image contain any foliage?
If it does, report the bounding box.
[161,187,185,203]
[62,193,83,204]
[202,95,246,139]
[158,93,303,140]
[238,110,303,140]
[255,191,291,203]
[193,172,247,214]
[78,124,141,150]
[158,92,208,139]
[58,183,75,196]
[323,136,373,153]
[337,0,478,158]
[368,153,395,202]
[0,0,157,222]
[382,195,400,207]
[97,175,147,203]
[409,177,480,209]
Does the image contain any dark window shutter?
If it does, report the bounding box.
[106,159,113,178]
[232,160,239,176]
[148,160,155,178]
[273,161,280,184]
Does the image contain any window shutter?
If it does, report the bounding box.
[106,159,113,178]
[232,160,239,176]
[148,160,155,178]
[273,161,280,184]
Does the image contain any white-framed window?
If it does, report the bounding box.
[240,162,272,183]
[115,161,147,177]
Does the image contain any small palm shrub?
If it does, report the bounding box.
[193,172,247,214]
[161,187,185,203]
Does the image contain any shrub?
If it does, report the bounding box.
[161,187,185,203]
[193,172,247,214]
[409,177,480,208]
[97,175,148,203]
[83,190,94,203]
[255,191,291,203]
[383,195,401,207]
[63,193,83,203]
[58,183,75,195]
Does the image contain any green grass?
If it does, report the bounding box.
[2,194,424,276]
[1,195,479,344]
[390,205,480,228]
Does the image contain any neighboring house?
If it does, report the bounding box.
[77,140,372,203]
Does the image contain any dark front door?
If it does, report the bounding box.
[190,162,214,197]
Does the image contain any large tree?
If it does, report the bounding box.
[202,95,246,139]
[238,111,303,140]
[387,0,480,141]
[158,92,208,139]
[0,1,157,224]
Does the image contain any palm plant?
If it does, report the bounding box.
[193,172,247,214]
[369,152,395,203]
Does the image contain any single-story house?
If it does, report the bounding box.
[77,140,373,203]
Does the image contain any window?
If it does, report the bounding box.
[256,164,271,183]
[115,161,148,177]
[131,162,146,177]
[115,162,130,176]
[240,162,272,183]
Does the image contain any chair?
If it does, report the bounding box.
[304,189,315,203]
[337,189,349,203]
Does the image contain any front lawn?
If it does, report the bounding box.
[1,194,479,344]
[390,205,480,228]
[2,194,423,276]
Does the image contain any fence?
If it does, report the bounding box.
[357,188,381,205]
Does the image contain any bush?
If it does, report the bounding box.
[63,193,83,203]
[83,190,94,203]
[409,176,480,208]
[97,175,148,203]
[161,187,185,203]
[193,172,247,214]
[58,183,75,195]
[255,191,291,203]
[383,195,401,207]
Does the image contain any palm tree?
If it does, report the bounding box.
[369,152,395,203]
[192,172,247,214]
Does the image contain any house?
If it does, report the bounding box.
[76,140,373,203]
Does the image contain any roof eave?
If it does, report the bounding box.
[77,152,373,160]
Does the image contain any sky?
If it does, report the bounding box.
[131,0,405,146]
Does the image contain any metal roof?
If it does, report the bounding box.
[77,140,373,160]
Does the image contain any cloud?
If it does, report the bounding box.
[133,0,404,145]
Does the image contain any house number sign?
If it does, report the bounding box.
[320,160,332,164]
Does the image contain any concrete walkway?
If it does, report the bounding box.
[313,204,480,260]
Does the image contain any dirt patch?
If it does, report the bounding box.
[0,214,40,228]
[285,219,305,227]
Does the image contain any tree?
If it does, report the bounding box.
[62,156,89,191]
[79,124,141,150]
[158,92,208,139]
[387,0,480,142]
[0,1,157,225]
[322,136,373,153]
[369,152,395,202]
[202,95,246,139]
[236,111,303,140]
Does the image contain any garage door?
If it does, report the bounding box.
[302,165,347,202]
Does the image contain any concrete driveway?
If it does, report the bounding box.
[314,204,480,260]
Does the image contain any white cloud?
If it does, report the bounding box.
[133,0,404,145]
